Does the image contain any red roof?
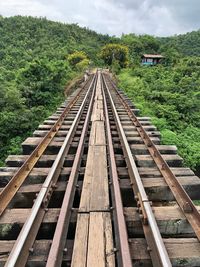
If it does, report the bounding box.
[142,54,164,58]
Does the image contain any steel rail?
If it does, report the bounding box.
[4,74,97,267]
[102,73,171,267]
[101,74,132,267]
[46,72,97,267]
[107,74,200,241]
[0,75,93,217]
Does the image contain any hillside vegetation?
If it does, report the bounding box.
[0,15,199,173]
[117,63,200,171]
[0,16,111,165]
[117,34,200,172]
[159,30,200,56]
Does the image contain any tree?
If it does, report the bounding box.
[100,44,129,68]
[68,51,89,69]
[18,59,69,107]
[76,58,90,71]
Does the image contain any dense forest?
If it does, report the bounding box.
[159,30,200,56]
[0,16,199,173]
[0,16,111,166]
[117,33,200,173]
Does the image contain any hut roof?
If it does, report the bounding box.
[142,54,164,58]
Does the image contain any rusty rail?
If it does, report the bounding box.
[101,75,132,267]
[102,73,172,267]
[4,74,97,267]
[46,73,97,267]
[106,73,200,242]
[0,75,94,217]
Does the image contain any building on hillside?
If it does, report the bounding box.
[141,54,164,65]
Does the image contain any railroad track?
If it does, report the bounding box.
[0,70,200,266]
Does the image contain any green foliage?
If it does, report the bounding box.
[18,59,69,107]
[121,33,160,65]
[76,58,90,71]
[68,51,88,67]
[159,30,200,56]
[117,64,200,171]
[161,127,200,170]
[111,59,121,74]
[68,51,90,71]
[0,15,113,165]
[100,43,129,68]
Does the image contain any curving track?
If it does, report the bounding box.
[0,70,200,267]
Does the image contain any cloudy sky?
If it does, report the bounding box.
[0,0,199,36]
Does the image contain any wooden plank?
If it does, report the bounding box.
[33,130,69,137]
[0,167,73,185]
[38,124,71,130]
[80,75,109,212]
[138,167,194,177]
[72,73,113,266]
[129,238,200,265]
[87,212,115,267]
[125,206,195,236]
[23,138,178,154]
[6,153,87,167]
[71,214,89,267]
[79,146,109,212]
[79,146,94,212]
[87,213,105,266]
[121,125,156,130]
[96,99,103,110]
[135,154,183,167]
[91,103,104,121]
[112,135,160,144]
[89,121,106,146]
[120,176,200,201]
[118,144,177,155]
[89,147,109,211]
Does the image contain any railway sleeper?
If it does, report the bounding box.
[1,175,199,209]
[21,136,161,154]
[38,124,85,130]
[5,153,182,169]
[0,166,194,186]
[33,129,160,139]
[0,205,199,241]
[0,238,199,267]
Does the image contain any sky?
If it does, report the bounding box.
[0,0,199,37]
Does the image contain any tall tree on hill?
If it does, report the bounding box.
[100,44,129,69]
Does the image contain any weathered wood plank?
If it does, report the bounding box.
[138,167,194,177]
[79,142,109,212]
[87,212,115,267]
[0,238,199,266]
[0,176,199,207]
[71,214,89,267]
[91,102,104,121]
[122,125,157,131]
[118,144,177,155]
[136,154,183,167]
[0,206,199,238]
[121,176,200,201]
[0,166,194,180]
[89,121,106,146]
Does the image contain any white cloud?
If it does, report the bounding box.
[0,0,63,21]
[0,0,199,36]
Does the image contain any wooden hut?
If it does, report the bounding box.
[141,54,164,65]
